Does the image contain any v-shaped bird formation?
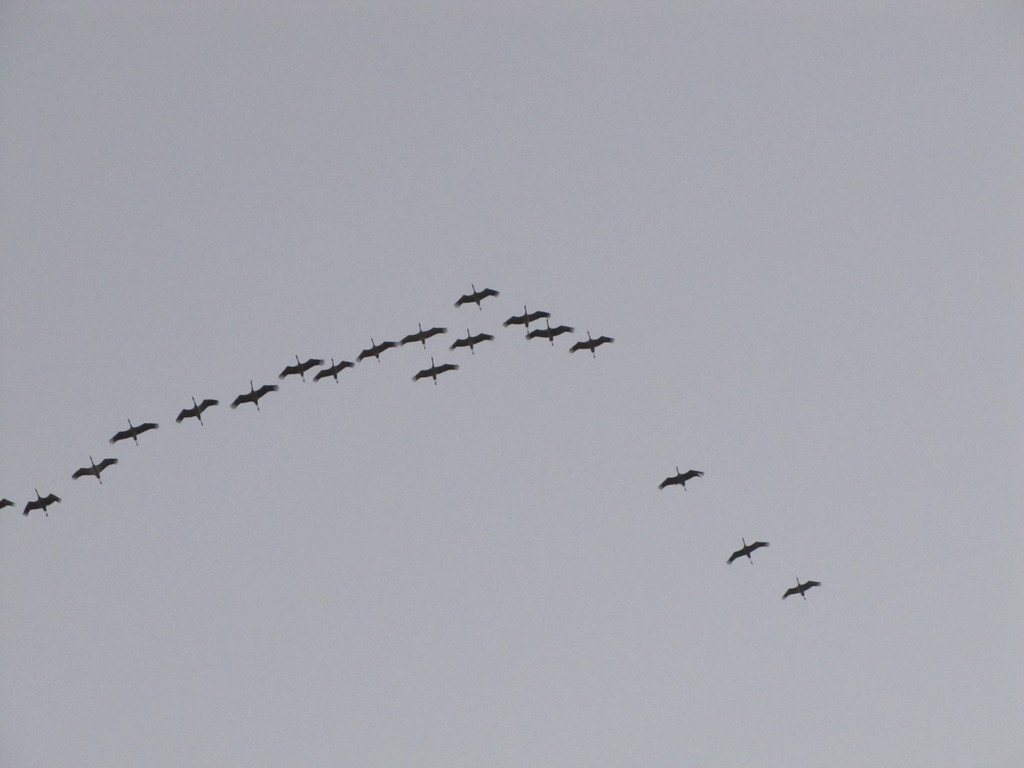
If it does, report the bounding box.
[3,283,818,602]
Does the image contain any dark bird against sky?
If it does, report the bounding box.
[727,538,769,564]
[230,381,279,411]
[279,355,325,381]
[782,578,822,600]
[449,329,494,354]
[503,305,550,329]
[400,323,447,347]
[176,397,219,425]
[0,498,13,510]
[110,419,159,446]
[569,331,614,356]
[314,358,355,382]
[454,284,499,309]
[23,490,61,516]
[357,338,398,363]
[412,357,459,385]
[72,456,118,484]
[526,318,575,344]
[658,467,704,490]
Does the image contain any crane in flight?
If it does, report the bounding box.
[569,332,614,356]
[314,358,355,382]
[23,490,61,516]
[357,338,398,363]
[455,284,499,309]
[503,306,550,329]
[413,357,459,385]
[72,456,119,484]
[230,381,279,411]
[449,329,494,354]
[526,318,574,344]
[727,538,769,564]
[279,356,325,381]
[658,467,703,490]
[176,397,219,425]
[400,323,447,348]
[782,578,821,600]
[110,419,159,446]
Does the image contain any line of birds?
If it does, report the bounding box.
[657,466,821,600]
[3,283,818,601]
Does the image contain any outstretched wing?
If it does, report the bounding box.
[479,288,499,299]
[569,341,586,353]
[727,549,744,564]
[658,475,679,489]
[137,422,159,434]
[109,429,130,444]
[593,336,614,346]
[399,332,421,345]
[449,337,468,349]
[782,585,800,599]
[72,467,90,479]
[680,470,704,482]
[96,458,118,472]
[279,364,299,379]
[254,384,279,398]
[0,499,14,510]
[436,363,459,374]
[412,369,430,381]
[199,399,219,411]
[175,408,191,423]
[503,314,524,326]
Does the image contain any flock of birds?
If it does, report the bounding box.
[2,284,820,601]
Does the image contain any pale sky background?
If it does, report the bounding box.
[2,3,1022,766]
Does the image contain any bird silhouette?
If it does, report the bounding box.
[526,318,574,344]
[72,456,119,484]
[727,538,769,564]
[782,578,821,600]
[0,498,14,511]
[314,358,355,382]
[412,356,459,385]
[400,323,447,347]
[357,338,398,363]
[449,329,494,354]
[658,467,704,490]
[230,381,279,410]
[23,490,60,516]
[569,331,614,356]
[503,305,550,329]
[176,397,219,425]
[455,284,499,309]
[110,419,159,446]
[279,355,325,381]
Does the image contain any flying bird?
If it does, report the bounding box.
[72,456,119,484]
[0,498,14,510]
[279,355,325,381]
[357,338,398,363]
[569,331,615,356]
[176,397,219,425]
[314,358,355,382]
[400,323,448,348]
[449,329,494,354]
[230,380,279,410]
[727,538,770,564]
[658,467,704,490]
[526,318,574,344]
[110,419,159,445]
[503,305,550,329]
[23,490,61,516]
[413,356,459,385]
[455,284,499,309]
[782,578,822,600]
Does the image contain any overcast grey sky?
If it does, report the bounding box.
[2,3,1022,766]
